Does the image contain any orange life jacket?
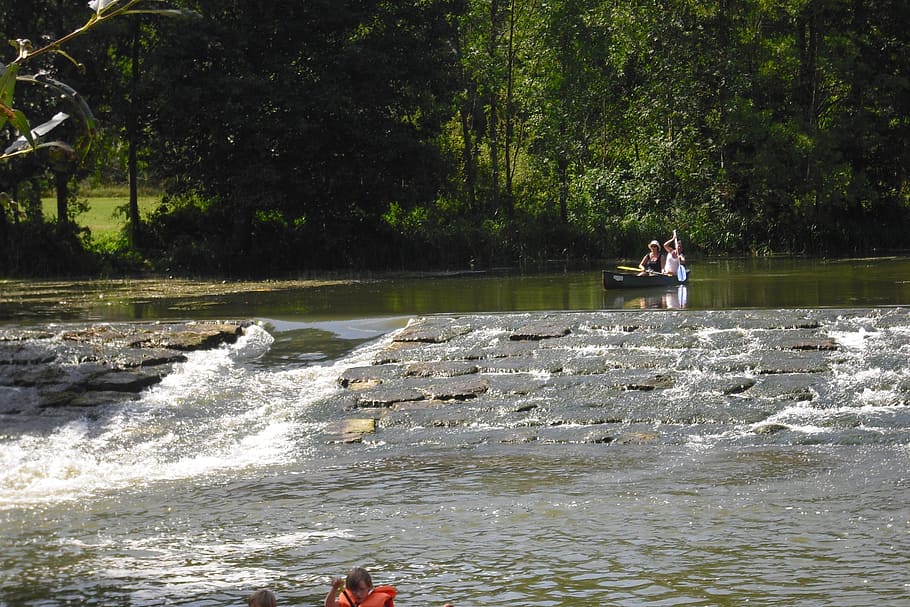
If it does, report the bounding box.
[339,585,396,607]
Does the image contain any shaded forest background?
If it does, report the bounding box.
[1,0,908,276]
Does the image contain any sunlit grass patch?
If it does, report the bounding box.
[41,194,160,238]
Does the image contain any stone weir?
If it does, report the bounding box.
[324,307,909,444]
[0,321,248,412]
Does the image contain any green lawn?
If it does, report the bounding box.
[41,195,160,239]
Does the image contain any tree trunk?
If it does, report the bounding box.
[55,171,68,224]
[503,0,515,214]
[796,1,821,223]
[460,98,478,212]
[455,25,478,213]
[128,20,142,248]
[487,0,501,212]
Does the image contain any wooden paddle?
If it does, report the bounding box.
[617,265,661,275]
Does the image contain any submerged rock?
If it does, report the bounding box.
[509,320,572,341]
[393,318,470,343]
[324,418,377,443]
[752,422,790,434]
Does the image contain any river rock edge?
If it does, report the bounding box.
[0,321,248,412]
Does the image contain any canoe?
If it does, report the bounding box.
[602,269,689,290]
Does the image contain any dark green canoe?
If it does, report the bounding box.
[602,269,689,290]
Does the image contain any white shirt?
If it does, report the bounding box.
[664,252,681,274]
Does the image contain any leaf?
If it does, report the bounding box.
[31,111,70,138]
[0,139,75,161]
[88,0,121,13]
[0,63,17,106]
[3,112,69,155]
[9,109,34,146]
[0,63,17,131]
[121,8,201,19]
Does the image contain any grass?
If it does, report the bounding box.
[41,192,160,239]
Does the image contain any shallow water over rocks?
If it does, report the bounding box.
[316,308,910,449]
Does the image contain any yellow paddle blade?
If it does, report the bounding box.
[617,266,642,272]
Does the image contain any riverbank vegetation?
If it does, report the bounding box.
[2,0,908,276]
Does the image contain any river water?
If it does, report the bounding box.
[1,257,909,607]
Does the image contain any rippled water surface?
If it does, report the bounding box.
[1,259,909,607]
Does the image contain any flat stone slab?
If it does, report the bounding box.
[83,369,163,392]
[355,385,426,407]
[393,318,470,343]
[60,322,244,351]
[718,376,757,395]
[324,418,377,443]
[476,356,563,374]
[509,320,572,341]
[0,343,58,365]
[753,351,832,374]
[405,361,479,378]
[421,376,490,400]
[338,364,403,387]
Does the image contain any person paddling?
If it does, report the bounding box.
[662,233,686,277]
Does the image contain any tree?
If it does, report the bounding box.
[143,0,460,272]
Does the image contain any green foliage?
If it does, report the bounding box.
[0,215,97,276]
[5,0,910,277]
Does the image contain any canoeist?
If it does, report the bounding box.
[638,240,664,276]
[663,235,686,276]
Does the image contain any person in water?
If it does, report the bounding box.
[638,240,664,275]
[326,568,396,607]
[662,235,686,276]
[247,588,277,607]
[325,568,453,607]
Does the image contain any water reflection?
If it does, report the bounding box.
[605,285,689,309]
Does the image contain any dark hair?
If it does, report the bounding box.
[346,567,373,590]
[247,589,277,607]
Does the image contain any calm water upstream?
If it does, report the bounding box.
[1,257,909,607]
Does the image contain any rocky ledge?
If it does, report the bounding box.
[0,321,248,412]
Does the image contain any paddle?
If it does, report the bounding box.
[673,230,687,281]
[617,265,661,275]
